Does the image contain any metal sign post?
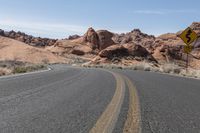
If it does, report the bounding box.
[179,27,198,71]
[183,44,192,71]
[186,53,189,72]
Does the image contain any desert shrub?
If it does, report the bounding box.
[1,64,7,68]
[181,69,200,78]
[160,63,181,74]
[144,66,151,71]
[13,67,28,73]
[82,61,200,79]
[160,63,200,78]
[161,65,172,73]
[173,68,181,74]
[129,62,153,71]
[0,69,6,76]
[12,65,46,74]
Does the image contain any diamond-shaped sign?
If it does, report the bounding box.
[179,27,198,45]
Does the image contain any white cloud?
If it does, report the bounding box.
[0,19,137,38]
[132,9,198,15]
[0,19,87,38]
[132,10,164,15]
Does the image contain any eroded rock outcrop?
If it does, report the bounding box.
[123,43,157,62]
[71,45,92,55]
[99,45,128,58]
[113,29,155,52]
[99,43,157,62]
[83,27,99,49]
[97,30,115,50]
[82,28,115,50]
[0,29,57,47]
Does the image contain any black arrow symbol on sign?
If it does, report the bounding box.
[186,29,192,43]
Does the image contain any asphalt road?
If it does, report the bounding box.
[0,65,118,133]
[120,70,200,133]
[1,65,200,133]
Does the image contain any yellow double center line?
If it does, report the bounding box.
[123,76,141,133]
[90,71,141,133]
[90,72,126,133]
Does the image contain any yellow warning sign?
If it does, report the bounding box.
[179,27,198,45]
[183,45,193,54]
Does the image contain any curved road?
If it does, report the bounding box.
[0,65,200,133]
[120,70,200,133]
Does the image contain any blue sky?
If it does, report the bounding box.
[0,0,200,38]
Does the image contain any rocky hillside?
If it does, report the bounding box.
[113,29,156,52]
[0,36,67,64]
[151,22,200,68]
[1,22,200,69]
[45,27,158,66]
[0,29,57,47]
[65,22,200,68]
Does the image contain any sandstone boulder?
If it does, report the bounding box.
[83,27,99,49]
[71,45,92,55]
[164,45,183,60]
[99,45,128,58]
[96,30,115,50]
[71,49,85,55]
[123,43,149,56]
[123,43,157,62]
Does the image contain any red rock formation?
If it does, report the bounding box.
[71,45,92,55]
[83,27,99,49]
[0,29,57,47]
[96,30,115,50]
[99,45,128,58]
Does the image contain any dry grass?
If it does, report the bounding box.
[82,61,200,79]
[159,63,200,78]
[12,65,46,74]
[0,67,11,76]
[160,63,182,74]
[0,60,47,76]
[82,62,158,71]
[179,69,200,78]
[127,62,157,71]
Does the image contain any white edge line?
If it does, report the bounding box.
[0,67,52,79]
